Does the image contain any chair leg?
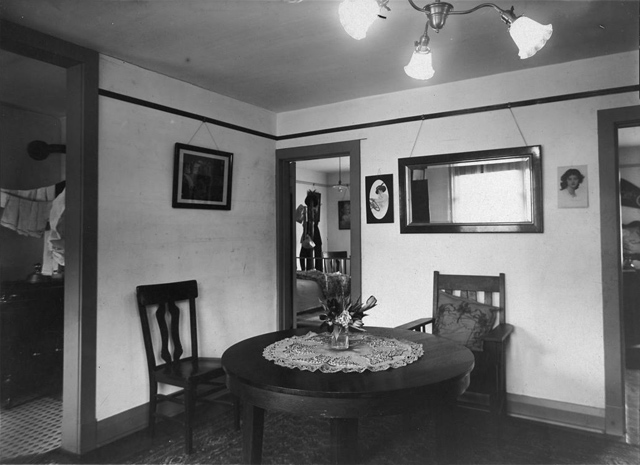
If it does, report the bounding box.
[233,395,241,431]
[184,386,195,455]
[490,347,507,415]
[148,381,158,437]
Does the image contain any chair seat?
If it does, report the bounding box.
[155,357,225,385]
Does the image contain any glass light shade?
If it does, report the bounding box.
[404,50,435,80]
[338,0,380,40]
[509,16,553,59]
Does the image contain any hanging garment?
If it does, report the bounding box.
[298,190,323,271]
[48,187,65,266]
[0,185,56,237]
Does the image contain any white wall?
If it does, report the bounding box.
[276,51,639,410]
[96,56,278,421]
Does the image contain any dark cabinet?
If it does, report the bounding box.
[0,281,64,408]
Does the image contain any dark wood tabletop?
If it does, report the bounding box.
[222,327,474,464]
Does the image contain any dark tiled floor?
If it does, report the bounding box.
[0,396,62,461]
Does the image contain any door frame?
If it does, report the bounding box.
[598,104,640,437]
[1,21,99,454]
[276,140,361,330]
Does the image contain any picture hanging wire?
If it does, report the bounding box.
[508,106,528,146]
[187,119,220,150]
[409,117,425,157]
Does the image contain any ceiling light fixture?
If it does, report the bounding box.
[338,0,552,80]
[333,157,348,193]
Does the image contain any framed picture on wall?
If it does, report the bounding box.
[366,174,394,223]
[338,201,351,230]
[172,143,233,210]
[558,165,588,208]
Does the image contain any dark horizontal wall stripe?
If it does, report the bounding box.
[98,89,277,140]
[277,85,640,140]
[100,85,638,142]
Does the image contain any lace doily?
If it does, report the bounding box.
[262,332,424,373]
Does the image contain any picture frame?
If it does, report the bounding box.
[366,174,394,224]
[558,164,589,209]
[398,145,543,233]
[338,201,351,230]
[172,143,233,210]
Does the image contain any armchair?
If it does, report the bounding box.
[397,272,513,414]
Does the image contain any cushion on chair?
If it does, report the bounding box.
[434,291,498,351]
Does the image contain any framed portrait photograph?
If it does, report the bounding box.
[366,174,394,224]
[172,143,233,210]
[558,165,588,208]
[338,201,351,230]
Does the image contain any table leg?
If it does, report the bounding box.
[433,395,459,465]
[330,418,358,465]
[242,404,265,464]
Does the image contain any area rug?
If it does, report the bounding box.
[13,404,640,465]
[110,409,640,464]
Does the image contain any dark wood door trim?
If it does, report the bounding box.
[598,104,640,438]
[1,20,100,454]
[276,141,361,330]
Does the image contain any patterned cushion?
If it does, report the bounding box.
[434,291,498,351]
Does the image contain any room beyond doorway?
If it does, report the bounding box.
[275,140,361,330]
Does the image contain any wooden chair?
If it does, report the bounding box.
[397,272,513,414]
[322,251,349,274]
[135,279,239,454]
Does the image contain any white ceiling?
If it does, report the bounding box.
[0,1,638,174]
[0,0,637,115]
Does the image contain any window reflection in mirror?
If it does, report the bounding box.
[399,146,543,233]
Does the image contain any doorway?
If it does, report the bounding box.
[0,21,99,455]
[0,49,66,460]
[276,140,361,330]
[598,105,640,441]
[618,125,640,444]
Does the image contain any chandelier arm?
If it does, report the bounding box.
[406,1,515,21]
[406,0,430,13]
[447,3,510,17]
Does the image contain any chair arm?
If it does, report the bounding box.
[481,323,514,343]
[396,317,434,332]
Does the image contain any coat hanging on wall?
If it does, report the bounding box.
[296,190,323,271]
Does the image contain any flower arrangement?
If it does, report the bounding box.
[319,295,377,332]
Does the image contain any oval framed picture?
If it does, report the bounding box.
[366,174,394,224]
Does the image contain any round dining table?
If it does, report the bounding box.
[222,326,474,464]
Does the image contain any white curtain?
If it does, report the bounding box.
[451,159,531,223]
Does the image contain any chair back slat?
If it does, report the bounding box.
[322,251,349,274]
[136,280,199,369]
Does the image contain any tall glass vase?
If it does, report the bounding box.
[331,325,349,350]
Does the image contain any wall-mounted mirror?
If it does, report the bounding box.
[399,145,543,233]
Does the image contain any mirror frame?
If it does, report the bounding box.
[398,145,543,233]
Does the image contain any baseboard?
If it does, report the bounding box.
[95,400,184,448]
[507,393,605,433]
[96,403,148,448]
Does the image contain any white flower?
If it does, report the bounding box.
[336,309,352,328]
